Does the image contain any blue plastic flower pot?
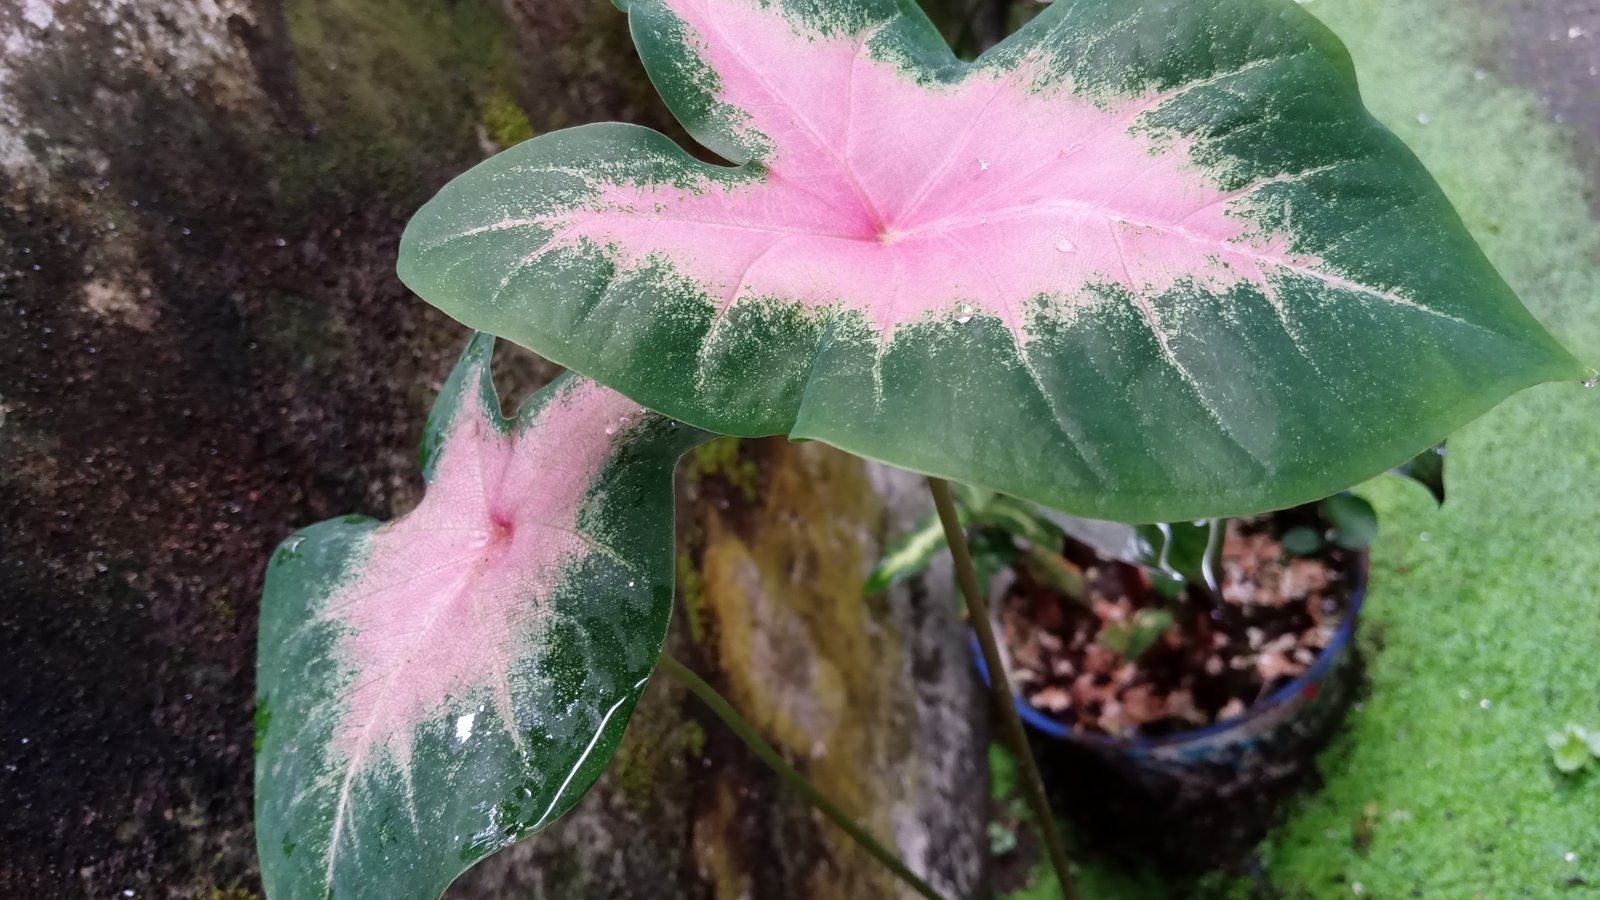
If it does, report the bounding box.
[973,551,1367,786]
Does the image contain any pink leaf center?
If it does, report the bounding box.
[536,0,1329,342]
[324,375,644,775]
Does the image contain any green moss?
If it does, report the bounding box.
[606,739,656,810]
[692,442,910,899]
[676,440,761,650]
[609,719,708,811]
[990,742,1020,806]
[677,549,709,645]
[684,436,760,502]
[479,87,536,148]
[680,720,707,759]
[283,0,526,196]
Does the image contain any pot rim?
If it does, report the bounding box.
[971,549,1369,749]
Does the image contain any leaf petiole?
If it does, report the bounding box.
[928,477,1080,900]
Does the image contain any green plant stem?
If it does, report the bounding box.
[928,477,1080,900]
[656,653,948,900]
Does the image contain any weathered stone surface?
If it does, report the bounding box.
[0,1,988,898]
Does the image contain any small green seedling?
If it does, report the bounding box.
[1547,723,1600,774]
[866,488,1086,603]
[1096,609,1177,660]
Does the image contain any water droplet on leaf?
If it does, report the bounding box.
[1056,239,1075,253]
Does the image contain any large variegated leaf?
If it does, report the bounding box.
[255,335,706,900]
[399,0,1586,523]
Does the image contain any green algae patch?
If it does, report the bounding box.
[610,715,707,813]
[479,86,536,148]
[284,0,527,195]
[676,548,710,645]
[690,440,915,900]
[685,436,761,503]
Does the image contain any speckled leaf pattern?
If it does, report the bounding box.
[255,335,707,900]
[399,0,1585,523]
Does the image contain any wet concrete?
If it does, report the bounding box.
[1484,0,1600,210]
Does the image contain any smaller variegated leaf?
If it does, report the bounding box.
[256,335,707,900]
[864,488,1061,593]
[864,507,953,593]
[969,496,1065,549]
[1547,723,1596,775]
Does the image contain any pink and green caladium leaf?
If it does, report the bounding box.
[398,0,1588,523]
[255,334,707,900]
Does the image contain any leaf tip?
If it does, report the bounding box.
[421,333,501,480]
